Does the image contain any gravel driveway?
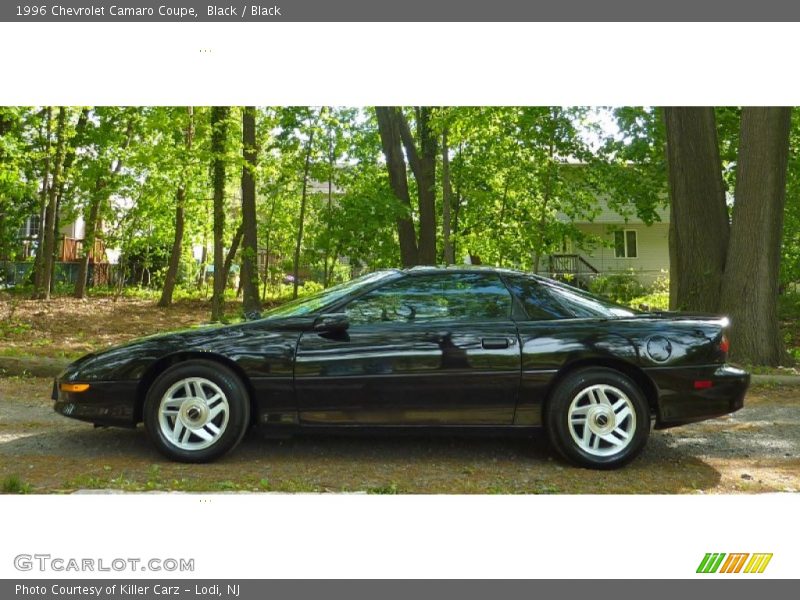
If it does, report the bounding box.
[0,377,797,494]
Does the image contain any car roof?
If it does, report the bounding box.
[401,265,545,280]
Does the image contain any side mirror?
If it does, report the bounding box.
[314,313,349,333]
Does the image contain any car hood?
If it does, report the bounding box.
[60,316,312,382]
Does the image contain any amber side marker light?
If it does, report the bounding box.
[60,383,90,393]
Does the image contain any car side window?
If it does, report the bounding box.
[344,273,512,325]
[503,274,571,320]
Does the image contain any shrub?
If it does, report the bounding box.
[589,270,647,303]
[650,270,670,295]
[1,474,31,494]
[630,292,670,311]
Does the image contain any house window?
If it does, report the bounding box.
[614,230,638,258]
[19,215,41,239]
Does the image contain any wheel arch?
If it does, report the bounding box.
[135,351,257,424]
[545,357,660,418]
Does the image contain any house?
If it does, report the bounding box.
[540,198,670,287]
[2,212,115,287]
[15,213,112,262]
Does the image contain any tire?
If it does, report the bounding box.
[143,360,250,463]
[545,367,650,469]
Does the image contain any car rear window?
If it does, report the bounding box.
[544,281,637,318]
[504,274,637,320]
[502,275,571,320]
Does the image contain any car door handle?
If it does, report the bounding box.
[482,337,510,350]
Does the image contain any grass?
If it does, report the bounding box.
[741,364,800,376]
[366,482,402,495]
[1,474,32,494]
[61,468,326,494]
[0,321,32,336]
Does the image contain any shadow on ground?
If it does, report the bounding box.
[0,424,723,494]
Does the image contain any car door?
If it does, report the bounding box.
[294,272,521,426]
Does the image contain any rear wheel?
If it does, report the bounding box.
[143,360,250,463]
[545,367,650,469]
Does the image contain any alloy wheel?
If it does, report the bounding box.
[567,383,636,457]
[157,377,230,451]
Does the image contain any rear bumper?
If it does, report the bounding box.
[646,364,749,429]
[52,379,139,427]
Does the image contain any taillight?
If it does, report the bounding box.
[719,334,730,355]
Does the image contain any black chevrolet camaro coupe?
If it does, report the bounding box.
[53,267,749,469]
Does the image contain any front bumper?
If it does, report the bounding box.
[646,364,749,429]
[52,379,139,427]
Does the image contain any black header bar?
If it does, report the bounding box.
[3,0,800,22]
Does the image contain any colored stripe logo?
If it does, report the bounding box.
[697,553,772,574]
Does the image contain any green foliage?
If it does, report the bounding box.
[441,106,607,268]
[629,292,670,311]
[782,110,800,285]
[601,107,669,225]
[4,104,796,346]
[1,474,32,494]
[649,270,670,295]
[0,320,32,336]
[0,108,50,258]
[778,290,800,362]
[367,482,402,494]
[589,270,647,303]
[589,270,670,310]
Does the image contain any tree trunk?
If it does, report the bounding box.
[158,188,186,307]
[240,106,261,316]
[261,195,278,302]
[442,126,454,265]
[74,180,103,299]
[210,106,229,321]
[36,107,68,300]
[292,124,316,299]
[375,106,419,266]
[400,107,437,264]
[75,118,134,299]
[496,176,513,266]
[49,108,89,294]
[452,142,464,262]
[323,126,335,286]
[31,107,52,291]
[532,126,557,274]
[663,107,730,312]
[50,189,61,293]
[196,239,208,290]
[668,219,679,309]
[222,222,243,288]
[158,107,194,308]
[720,107,792,365]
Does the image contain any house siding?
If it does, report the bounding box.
[573,222,669,285]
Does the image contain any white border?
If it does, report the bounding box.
[0,494,794,578]
[1,23,800,105]
[1,20,798,580]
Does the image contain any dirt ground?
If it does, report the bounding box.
[0,377,797,494]
[0,294,242,359]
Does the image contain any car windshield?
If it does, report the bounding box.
[260,270,400,319]
[542,279,638,318]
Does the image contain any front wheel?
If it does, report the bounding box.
[545,367,650,469]
[143,360,250,463]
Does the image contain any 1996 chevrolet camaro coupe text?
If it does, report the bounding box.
[53,267,749,469]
